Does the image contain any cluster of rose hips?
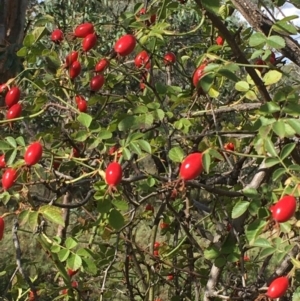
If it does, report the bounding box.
[0,84,22,120]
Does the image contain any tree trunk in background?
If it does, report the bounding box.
[0,0,28,83]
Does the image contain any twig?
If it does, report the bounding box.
[12,219,38,300]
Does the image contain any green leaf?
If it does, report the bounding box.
[265,137,278,156]
[112,199,128,211]
[28,211,39,230]
[265,157,280,168]
[272,167,285,181]
[263,70,282,85]
[280,143,295,160]
[253,238,272,248]
[58,249,70,262]
[39,205,65,226]
[245,90,257,100]
[82,257,97,275]
[243,188,258,198]
[292,287,300,301]
[246,220,267,245]
[109,209,125,230]
[129,141,142,155]
[218,68,239,82]
[16,136,25,147]
[249,32,266,47]
[235,81,249,92]
[77,113,93,128]
[286,119,300,134]
[5,149,17,166]
[202,152,211,174]
[23,34,35,47]
[155,82,167,94]
[168,147,184,163]
[259,247,276,259]
[118,116,136,131]
[204,245,220,260]
[17,47,27,57]
[137,140,151,153]
[98,130,112,140]
[65,237,78,250]
[96,197,112,213]
[67,254,82,271]
[0,141,13,151]
[267,35,285,49]
[259,102,280,114]
[232,201,250,218]
[272,120,285,138]
[273,20,298,35]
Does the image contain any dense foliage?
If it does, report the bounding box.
[1,0,300,300]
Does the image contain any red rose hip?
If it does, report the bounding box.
[74,22,94,38]
[6,103,22,120]
[2,168,17,190]
[105,162,122,186]
[267,276,289,299]
[271,195,297,223]
[24,142,43,166]
[65,51,79,68]
[134,50,151,69]
[5,87,21,108]
[179,152,203,181]
[51,29,64,43]
[69,61,81,79]
[95,58,109,73]
[82,33,97,52]
[114,34,136,57]
[90,75,105,91]
[164,52,176,65]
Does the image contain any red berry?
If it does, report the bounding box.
[114,34,136,57]
[51,29,63,43]
[24,142,43,166]
[77,100,87,112]
[0,217,4,240]
[192,64,207,87]
[5,87,20,108]
[72,147,81,158]
[105,162,122,186]
[255,59,266,72]
[53,160,61,170]
[134,50,151,69]
[160,222,169,229]
[90,75,105,91]
[167,274,174,280]
[108,145,122,159]
[267,276,289,299]
[271,195,297,223]
[77,98,87,112]
[163,52,176,65]
[0,84,8,94]
[145,204,154,213]
[95,58,109,73]
[65,51,79,68]
[2,168,17,190]
[69,61,81,79]
[154,242,160,249]
[74,22,94,38]
[6,103,22,120]
[67,268,78,277]
[29,290,36,301]
[0,155,6,169]
[224,142,234,151]
[153,250,159,256]
[216,36,224,46]
[269,51,276,64]
[179,153,203,181]
[82,33,97,52]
